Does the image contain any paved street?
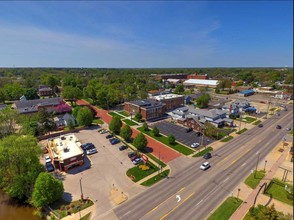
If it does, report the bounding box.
[113,104,293,220]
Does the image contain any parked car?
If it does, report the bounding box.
[45,155,51,163]
[110,138,120,145]
[286,127,292,131]
[191,143,200,148]
[99,129,108,134]
[45,162,54,172]
[86,147,97,155]
[128,152,137,158]
[132,158,143,165]
[119,145,128,151]
[185,128,193,133]
[276,125,282,129]
[258,124,263,128]
[130,155,138,161]
[106,134,113,139]
[200,162,211,170]
[81,143,95,150]
[203,153,212,159]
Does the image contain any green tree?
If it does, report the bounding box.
[196,93,211,108]
[0,135,44,201]
[62,86,83,105]
[257,204,278,220]
[38,109,57,135]
[31,173,64,208]
[0,107,19,138]
[168,134,176,145]
[120,125,132,142]
[133,132,148,151]
[152,126,160,137]
[72,106,81,118]
[174,85,185,94]
[135,113,142,122]
[142,122,149,131]
[24,88,39,100]
[67,119,75,130]
[109,116,123,134]
[76,107,93,126]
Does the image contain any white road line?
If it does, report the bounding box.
[196,199,203,206]
[255,151,259,155]
[223,177,230,183]
[241,163,246,167]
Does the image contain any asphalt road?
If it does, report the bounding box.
[114,104,293,220]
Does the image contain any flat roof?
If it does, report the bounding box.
[153,93,184,101]
[49,134,83,162]
[183,79,218,86]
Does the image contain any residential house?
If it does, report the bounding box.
[54,113,77,128]
[38,85,53,96]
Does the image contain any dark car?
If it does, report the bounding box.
[128,152,137,158]
[276,125,282,129]
[185,128,192,133]
[119,145,128,151]
[130,155,138,161]
[110,138,120,145]
[106,134,113,139]
[81,143,94,150]
[258,124,263,128]
[203,153,212,159]
[45,162,54,172]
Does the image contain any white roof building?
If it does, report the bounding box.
[183,79,219,87]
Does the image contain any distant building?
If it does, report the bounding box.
[148,89,171,98]
[124,100,166,121]
[183,79,219,88]
[237,89,255,97]
[177,115,204,132]
[150,93,185,111]
[47,134,84,172]
[187,73,208,80]
[38,85,53,96]
[152,73,188,81]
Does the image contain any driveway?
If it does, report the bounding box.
[60,127,144,218]
[151,121,213,147]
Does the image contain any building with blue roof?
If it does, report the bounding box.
[238,89,255,97]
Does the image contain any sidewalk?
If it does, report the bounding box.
[230,142,292,220]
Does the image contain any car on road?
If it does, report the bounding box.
[106,134,113,139]
[86,147,97,155]
[45,155,51,163]
[45,162,54,172]
[185,128,193,133]
[258,124,263,128]
[132,158,143,165]
[276,125,282,129]
[200,162,211,170]
[109,138,120,145]
[203,153,212,159]
[191,143,200,148]
[119,145,128,151]
[81,143,95,150]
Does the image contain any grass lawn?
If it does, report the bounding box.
[207,197,242,220]
[236,128,248,134]
[265,179,293,206]
[81,212,92,220]
[92,118,104,124]
[141,170,170,186]
[244,170,266,189]
[221,136,234,142]
[126,161,159,182]
[244,116,256,123]
[123,119,139,126]
[117,111,129,117]
[253,120,261,125]
[108,112,125,119]
[193,147,213,157]
[50,199,94,218]
[137,127,194,156]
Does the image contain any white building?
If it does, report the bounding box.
[183,79,219,88]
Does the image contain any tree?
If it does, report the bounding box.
[204,122,219,139]
[62,86,83,105]
[133,132,148,151]
[120,125,132,142]
[38,109,57,135]
[0,135,44,202]
[196,93,211,108]
[257,204,278,220]
[168,134,176,145]
[135,113,142,122]
[67,119,75,130]
[152,126,160,137]
[72,106,81,118]
[109,116,123,134]
[76,107,93,126]
[174,85,185,94]
[24,88,39,100]
[142,122,149,131]
[0,107,19,138]
[31,173,64,208]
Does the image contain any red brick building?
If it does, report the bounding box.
[187,73,208,80]
[177,115,203,132]
[151,94,185,111]
[38,85,53,96]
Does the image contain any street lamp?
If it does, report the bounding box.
[254,152,260,178]
[237,188,241,199]
[80,178,84,200]
[264,160,268,171]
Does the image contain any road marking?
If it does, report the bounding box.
[223,177,230,183]
[255,151,259,155]
[146,187,185,215]
[241,162,246,167]
[195,199,203,206]
[160,192,195,220]
[231,159,237,165]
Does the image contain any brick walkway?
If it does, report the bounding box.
[76,100,181,163]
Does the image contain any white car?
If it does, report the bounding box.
[200,162,211,170]
[132,158,143,165]
[191,143,200,148]
[45,155,51,163]
[99,129,108,134]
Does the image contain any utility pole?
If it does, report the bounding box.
[80,177,84,200]
[266,97,271,119]
[254,152,260,178]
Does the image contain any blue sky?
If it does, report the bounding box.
[0,1,292,68]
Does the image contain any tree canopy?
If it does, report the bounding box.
[76,107,93,126]
[196,93,211,108]
[120,125,133,142]
[152,126,160,137]
[133,132,148,151]
[109,116,123,134]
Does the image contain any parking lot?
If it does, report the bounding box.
[55,127,144,217]
[151,121,213,148]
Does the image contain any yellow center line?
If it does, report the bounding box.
[160,192,195,220]
[145,187,186,215]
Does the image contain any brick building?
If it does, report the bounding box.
[151,94,184,111]
[38,85,53,96]
[187,73,208,80]
[177,115,204,132]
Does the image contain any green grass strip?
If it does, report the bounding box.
[193,147,213,157]
[144,152,167,167]
[221,136,234,142]
[126,161,159,182]
[207,197,243,220]
[141,170,170,186]
[138,127,194,155]
[123,119,139,126]
[117,111,130,117]
[236,128,248,134]
[244,170,266,189]
[108,112,125,119]
[81,212,92,220]
[253,120,261,125]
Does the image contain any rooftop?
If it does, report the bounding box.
[152,93,184,101]
[183,79,218,86]
[14,97,62,113]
